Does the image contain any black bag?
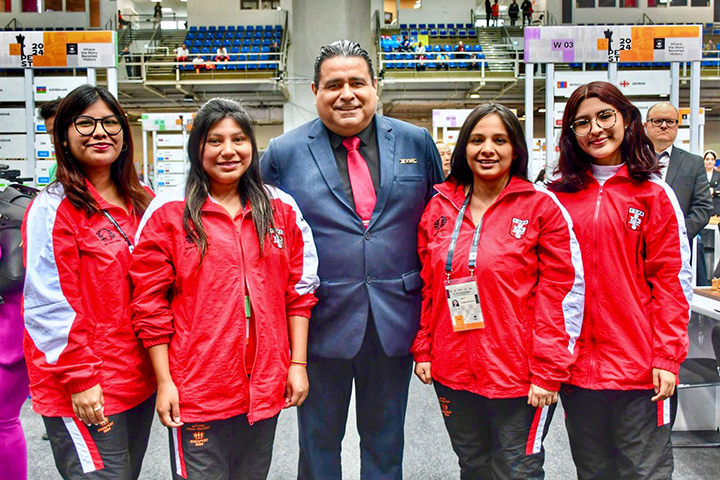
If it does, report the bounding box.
[0,184,39,295]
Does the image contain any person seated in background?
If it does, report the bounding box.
[175,43,189,63]
[704,39,716,54]
[436,52,449,71]
[192,55,205,74]
[415,42,426,71]
[400,36,412,52]
[216,46,230,62]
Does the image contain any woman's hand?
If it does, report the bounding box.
[414,362,433,385]
[527,384,558,408]
[71,384,106,425]
[651,368,676,402]
[285,365,309,408]
[156,380,183,427]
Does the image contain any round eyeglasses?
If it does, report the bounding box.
[72,115,124,136]
[570,109,617,137]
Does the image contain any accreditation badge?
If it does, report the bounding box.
[445,276,484,332]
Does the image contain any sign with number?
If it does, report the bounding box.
[524,25,702,64]
[0,31,116,69]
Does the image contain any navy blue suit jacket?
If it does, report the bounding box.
[261,115,444,358]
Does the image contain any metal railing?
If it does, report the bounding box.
[120,52,285,82]
[378,49,525,79]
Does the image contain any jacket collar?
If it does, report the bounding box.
[586,162,631,184]
[434,175,535,211]
[84,178,134,216]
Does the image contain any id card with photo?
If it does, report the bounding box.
[445,276,484,332]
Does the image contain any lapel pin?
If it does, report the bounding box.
[399,158,417,164]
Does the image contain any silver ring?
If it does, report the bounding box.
[93,405,103,412]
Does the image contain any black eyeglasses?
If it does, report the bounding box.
[72,115,124,136]
[570,109,618,137]
[647,118,679,128]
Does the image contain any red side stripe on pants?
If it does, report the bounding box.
[69,418,105,472]
[525,406,549,455]
[657,398,671,427]
[172,427,188,478]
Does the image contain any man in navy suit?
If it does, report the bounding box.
[261,40,443,480]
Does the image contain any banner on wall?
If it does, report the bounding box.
[0,31,117,69]
[142,113,192,132]
[554,70,672,97]
[524,25,702,64]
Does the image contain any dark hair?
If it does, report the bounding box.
[551,81,658,193]
[40,98,61,120]
[53,85,150,216]
[184,98,274,261]
[446,103,528,185]
[313,40,375,87]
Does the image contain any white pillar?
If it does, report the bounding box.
[151,131,158,187]
[670,62,680,109]
[142,129,149,185]
[25,69,36,186]
[689,60,701,155]
[608,62,618,85]
[525,62,534,177]
[87,68,97,86]
[545,63,555,178]
[107,67,118,98]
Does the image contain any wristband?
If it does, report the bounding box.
[290,360,308,367]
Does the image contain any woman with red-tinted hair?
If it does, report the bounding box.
[550,81,691,480]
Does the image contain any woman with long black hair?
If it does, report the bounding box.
[23,85,156,479]
[131,98,319,479]
[550,81,691,480]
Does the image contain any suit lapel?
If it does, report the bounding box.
[369,115,395,230]
[307,119,354,213]
[666,148,682,186]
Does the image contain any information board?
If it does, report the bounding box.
[525,25,702,64]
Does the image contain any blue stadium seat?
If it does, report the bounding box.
[201,47,210,54]
[231,47,240,53]
[243,39,251,46]
[419,24,427,29]
[428,24,437,29]
[440,29,447,37]
[233,38,242,46]
[218,26,226,32]
[196,32,205,39]
[433,45,441,52]
[420,30,428,35]
[186,32,195,40]
[208,26,216,32]
[203,40,213,47]
[448,29,456,37]
[274,25,282,30]
[237,25,245,32]
[410,24,417,29]
[469,29,477,36]
[465,23,473,29]
[430,29,438,36]
[447,23,454,29]
[190,47,200,54]
[411,30,418,36]
[193,40,202,47]
[443,44,452,52]
[237,54,247,70]
[458,30,467,38]
[228,26,235,32]
[262,39,271,46]
[224,39,232,47]
[253,39,261,46]
[189,26,198,32]
[227,55,237,70]
[473,44,482,52]
[400,24,408,29]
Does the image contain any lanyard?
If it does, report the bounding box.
[102,210,134,253]
[445,189,483,280]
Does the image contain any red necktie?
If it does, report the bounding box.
[342,136,376,228]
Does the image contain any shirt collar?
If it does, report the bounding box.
[658,145,673,159]
[327,116,376,151]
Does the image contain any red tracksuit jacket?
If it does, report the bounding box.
[552,167,691,390]
[22,182,156,417]
[130,185,319,424]
[411,177,585,397]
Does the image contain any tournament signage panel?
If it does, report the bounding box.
[0,77,24,101]
[554,70,671,97]
[0,31,116,69]
[524,25,702,64]
[34,77,88,102]
[0,135,28,159]
[0,109,27,133]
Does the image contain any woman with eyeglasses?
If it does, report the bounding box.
[549,81,691,480]
[22,85,156,479]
